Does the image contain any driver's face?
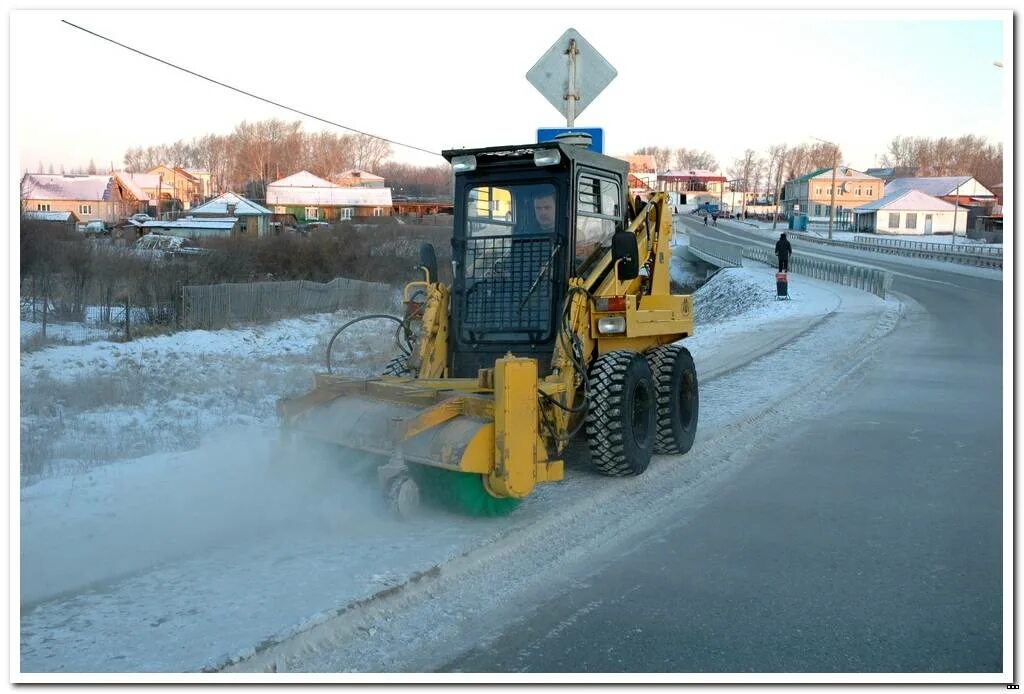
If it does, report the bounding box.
[533,195,556,231]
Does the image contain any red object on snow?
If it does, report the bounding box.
[776,272,788,299]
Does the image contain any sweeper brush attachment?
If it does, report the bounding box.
[277,356,561,518]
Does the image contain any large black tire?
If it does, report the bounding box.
[585,350,657,477]
[382,354,413,377]
[646,344,699,455]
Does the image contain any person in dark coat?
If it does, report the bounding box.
[775,232,792,272]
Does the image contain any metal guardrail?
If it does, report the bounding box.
[781,231,1002,269]
[687,232,744,268]
[686,229,893,299]
[743,247,894,299]
[851,234,1003,257]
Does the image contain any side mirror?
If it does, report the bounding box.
[611,230,639,281]
[418,243,439,284]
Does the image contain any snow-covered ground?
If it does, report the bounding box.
[19,263,900,674]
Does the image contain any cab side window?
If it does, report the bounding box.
[575,173,620,275]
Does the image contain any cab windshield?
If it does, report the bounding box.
[459,182,558,344]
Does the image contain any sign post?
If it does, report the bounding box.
[526,28,616,137]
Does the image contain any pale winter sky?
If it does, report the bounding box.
[11,8,1010,176]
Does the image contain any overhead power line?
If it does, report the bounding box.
[62,19,443,159]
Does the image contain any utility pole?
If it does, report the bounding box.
[828,147,838,240]
[812,136,840,240]
[951,180,961,245]
[772,157,784,231]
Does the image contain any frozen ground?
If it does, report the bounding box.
[18,264,900,674]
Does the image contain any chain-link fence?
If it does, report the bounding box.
[181,277,400,330]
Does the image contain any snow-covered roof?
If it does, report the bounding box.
[808,167,879,181]
[24,210,78,222]
[190,192,271,216]
[113,172,153,201]
[852,189,956,213]
[21,174,114,202]
[141,217,238,230]
[884,176,991,198]
[148,165,199,182]
[117,171,162,190]
[267,171,393,206]
[660,169,724,180]
[334,169,384,181]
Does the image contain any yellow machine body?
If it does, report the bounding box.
[278,141,695,511]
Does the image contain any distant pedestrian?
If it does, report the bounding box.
[775,232,792,272]
[703,214,708,226]
[712,213,718,226]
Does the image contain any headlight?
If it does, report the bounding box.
[597,317,626,334]
[451,155,477,172]
[533,149,561,167]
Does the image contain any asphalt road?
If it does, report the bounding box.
[441,218,1004,675]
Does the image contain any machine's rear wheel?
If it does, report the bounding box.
[585,350,657,476]
[646,344,699,455]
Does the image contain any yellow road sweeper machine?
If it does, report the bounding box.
[277,135,698,516]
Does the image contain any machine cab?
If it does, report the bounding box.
[443,142,629,378]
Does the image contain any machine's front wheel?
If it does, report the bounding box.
[585,350,657,476]
[645,344,699,455]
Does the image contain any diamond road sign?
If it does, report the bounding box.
[526,28,617,123]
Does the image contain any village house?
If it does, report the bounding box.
[266,170,393,222]
[22,209,81,232]
[189,192,272,237]
[184,169,215,199]
[116,171,162,208]
[20,173,144,225]
[884,175,998,235]
[656,169,726,207]
[851,189,967,235]
[782,167,884,224]
[147,165,201,209]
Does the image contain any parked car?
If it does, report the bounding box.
[130,213,153,223]
[83,220,109,234]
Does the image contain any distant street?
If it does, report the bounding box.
[442,218,1003,673]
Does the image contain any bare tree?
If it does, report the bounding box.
[352,134,392,171]
[87,159,97,175]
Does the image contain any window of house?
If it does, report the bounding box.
[37,203,50,212]
[866,187,873,196]
[79,204,91,215]
[815,204,822,216]
[239,219,248,234]
[305,207,319,220]
[815,187,821,195]
[341,208,355,220]
[856,187,862,196]
[888,213,900,229]
[905,213,917,229]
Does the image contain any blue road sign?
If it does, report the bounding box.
[537,127,604,154]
